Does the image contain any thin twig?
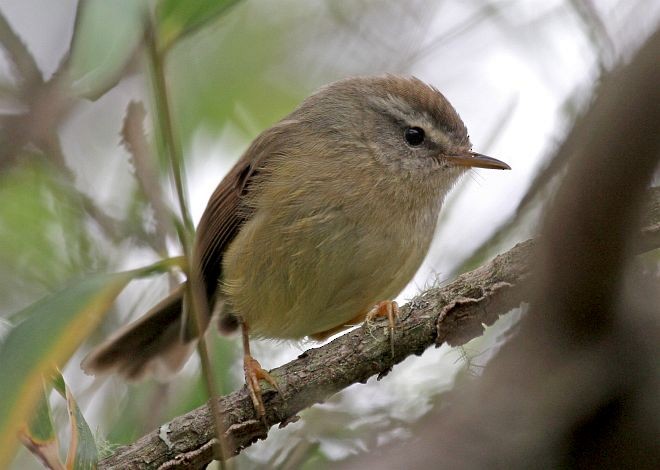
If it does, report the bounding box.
[121,100,175,256]
[52,0,87,79]
[144,17,194,239]
[567,0,616,70]
[144,12,230,467]
[0,10,43,93]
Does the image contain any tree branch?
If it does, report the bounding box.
[99,187,660,470]
[339,27,660,469]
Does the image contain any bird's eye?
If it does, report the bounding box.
[404,127,425,146]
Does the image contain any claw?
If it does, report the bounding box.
[243,354,279,424]
[241,321,281,428]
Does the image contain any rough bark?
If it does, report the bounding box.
[99,187,660,470]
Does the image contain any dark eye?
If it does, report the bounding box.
[404,127,425,146]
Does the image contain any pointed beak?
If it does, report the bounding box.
[444,150,511,170]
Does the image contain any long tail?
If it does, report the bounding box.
[82,285,195,380]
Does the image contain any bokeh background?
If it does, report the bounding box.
[1,0,658,468]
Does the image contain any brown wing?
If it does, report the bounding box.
[194,157,254,302]
[83,122,299,377]
[192,119,299,312]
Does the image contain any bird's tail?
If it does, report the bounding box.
[82,284,196,380]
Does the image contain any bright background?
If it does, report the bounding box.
[1,1,658,468]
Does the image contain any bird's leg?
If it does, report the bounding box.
[366,300,400,356]
[241,321,280,424]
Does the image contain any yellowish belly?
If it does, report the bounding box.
[221,206,433,339]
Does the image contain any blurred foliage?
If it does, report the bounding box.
[0,271,133,465]
[163,2,311,150]
[156,0,243,51]
[0,160,104,314]
[21,381,62,470]
[0,0,656,468]
[68,0,143,100]
[20,372,101,469]
[54,373,99,469]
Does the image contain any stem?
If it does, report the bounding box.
[144,12,230,468]
[145,17,194,239]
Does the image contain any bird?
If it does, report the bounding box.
[82,75,510,420]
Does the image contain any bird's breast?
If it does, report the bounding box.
[221,157,446,339]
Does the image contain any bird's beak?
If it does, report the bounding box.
[444,150,511,170]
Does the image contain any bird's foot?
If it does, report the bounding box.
[366,300,400,356]
[243,354,280,425]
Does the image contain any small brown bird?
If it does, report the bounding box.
[83,75,510,418]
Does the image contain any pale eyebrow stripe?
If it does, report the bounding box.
[367,94,450,146]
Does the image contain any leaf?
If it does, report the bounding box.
[18,380,64,470]
[0,259,178,468]
[0,273,130,467]
[155,0,243,50]
[65,385,98,470]
[69,0,144,100]
[51,374,99,470]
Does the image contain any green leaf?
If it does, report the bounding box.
[0,258,178,468]
[69,0,144,100]
[0,273,130,467]
[22,373,99,469]
[155,0,243,50]
[25,381,56,445]
[19,380,64,470]
[58,376,98,470]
